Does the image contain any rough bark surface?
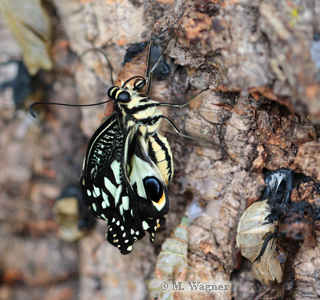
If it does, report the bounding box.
[1,0,320,300]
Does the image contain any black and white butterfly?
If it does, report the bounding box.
[79,12,188,254]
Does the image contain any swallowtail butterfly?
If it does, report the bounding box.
[80,11,186,254]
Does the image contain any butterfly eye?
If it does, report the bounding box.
[144,177,163,202]
[133,78,146,90]
[117,91,131,103]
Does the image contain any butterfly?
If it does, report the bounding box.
[79,11,186,254]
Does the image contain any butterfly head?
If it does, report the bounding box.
[107,76,147,104]
[108,87,131,103]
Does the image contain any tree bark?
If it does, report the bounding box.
[0,0,319,299]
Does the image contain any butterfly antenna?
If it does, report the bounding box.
[145,7,186,94]
[29,100,111,118]
[30,44,116,118]
[81,46,114,86]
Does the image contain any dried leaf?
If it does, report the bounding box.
[0,0,52,75]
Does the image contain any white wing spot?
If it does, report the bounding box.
[119,204,124,216]
[121,226,124,231]
[92,203,97,211]
[102,190,110,207]
[110,160,121,185]
[122,196,129,210]
[123,233,126,237]
[112,218,115,222]
[93,185,100,197]
[116,220,120,226]
[102,201,107,209]
[115,185,122,206]
[101,214,108,221]
[127,245,133,251]
[87,190,92,197]
[142,221,149,230]
[131,229,135,235]
[104,177,117,196]
[124,240,129,243]
[135,231,140,235]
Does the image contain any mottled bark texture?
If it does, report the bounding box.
[0,0,320,299]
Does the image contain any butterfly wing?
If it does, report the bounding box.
[79,113,123,218]
[80,114,169,254]
[105,126,170,253]
[124,128,170,243]
[79,114,145,254]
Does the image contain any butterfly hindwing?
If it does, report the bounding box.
[125,129,170,242]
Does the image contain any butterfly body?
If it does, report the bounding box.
[80,82,173,254]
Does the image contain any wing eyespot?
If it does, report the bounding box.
[144,176,163,203]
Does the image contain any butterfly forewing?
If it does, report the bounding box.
[80,113,123,217]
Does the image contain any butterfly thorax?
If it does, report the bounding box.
[113,87,163,138]
[111,86,173,185]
